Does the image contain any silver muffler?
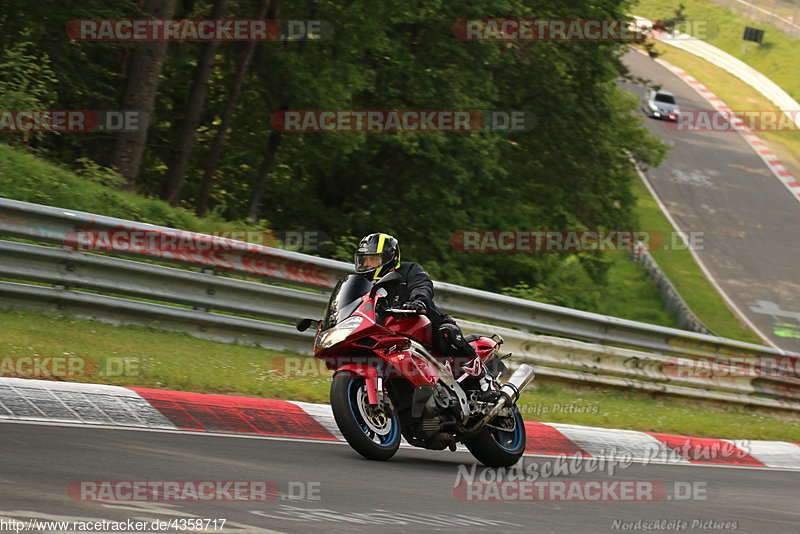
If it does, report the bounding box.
[498,363,536,405]
[467,363,536,432]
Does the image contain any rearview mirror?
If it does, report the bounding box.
[295,317,318,332]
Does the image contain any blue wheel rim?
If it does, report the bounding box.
[346,377,398,448]
[488,406,523,451]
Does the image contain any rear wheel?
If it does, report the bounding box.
[464,404,526,467]
[330,372,401,461]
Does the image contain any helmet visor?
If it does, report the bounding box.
[354,250,392,273]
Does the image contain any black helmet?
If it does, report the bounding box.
[354,233,400,280]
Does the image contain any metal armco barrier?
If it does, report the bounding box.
[458,321,800,411]
[1,198,799,410]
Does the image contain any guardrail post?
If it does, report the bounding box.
[192,267,218,313]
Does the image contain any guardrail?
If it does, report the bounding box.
[1,197,799,410]
[461,322,800,412]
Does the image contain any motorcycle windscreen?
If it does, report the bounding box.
[322,274,373,330]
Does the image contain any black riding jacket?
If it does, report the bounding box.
[363,262,453,328]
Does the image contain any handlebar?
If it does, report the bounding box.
[384,308,427,316]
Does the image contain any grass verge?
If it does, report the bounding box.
[2,307,798,441]
[593,253,677,327]
[0,307,330,402]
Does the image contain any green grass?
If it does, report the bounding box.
[593,253,678,326]
[2,307,799,441]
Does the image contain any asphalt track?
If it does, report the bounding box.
[1,421,798,534]
[620,50,800,353]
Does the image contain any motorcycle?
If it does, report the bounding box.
[296,271,535,467]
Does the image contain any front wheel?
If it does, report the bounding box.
[464,404,526,467]
[330,372,401,461]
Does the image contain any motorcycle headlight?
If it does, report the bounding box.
[316,316,363,349]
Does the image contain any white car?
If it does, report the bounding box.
[643,89,680,121]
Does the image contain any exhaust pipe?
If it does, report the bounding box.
[466,364,536,432]
[498,363,536,405]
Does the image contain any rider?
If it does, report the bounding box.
[354,233,476,363]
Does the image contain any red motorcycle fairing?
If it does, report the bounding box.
[315,295,444,404]
[470,336,499,363]
[327,344,441,387]
[383,314,433,347]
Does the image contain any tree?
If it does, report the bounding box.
[196,0,272,216]
[247,131,281,221]
[163,0,231,204]
[109,0,178,188]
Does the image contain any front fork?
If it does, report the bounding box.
[335,364,381,405]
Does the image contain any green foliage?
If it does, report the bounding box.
[663,2,688,29]
[0,42,57,110]
[326,235,361,264]
[0,42,59,146]
[74,157,126,188]
[503,256,603,312]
